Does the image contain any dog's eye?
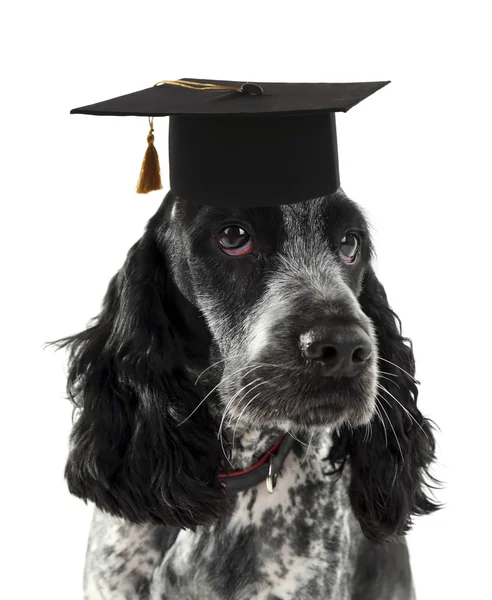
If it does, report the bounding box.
[216,226,253,256]
[339,233,360,263]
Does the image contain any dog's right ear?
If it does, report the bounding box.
[328,266,439,543]
[50,217,229,529]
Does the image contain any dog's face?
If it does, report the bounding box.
[162,192,377,431]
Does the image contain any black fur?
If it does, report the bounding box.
[53,213,230,530]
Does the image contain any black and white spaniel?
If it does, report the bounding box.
[53,190,439,599]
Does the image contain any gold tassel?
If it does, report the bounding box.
[136,117,163,194]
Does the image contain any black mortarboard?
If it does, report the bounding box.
[71,78,390,208]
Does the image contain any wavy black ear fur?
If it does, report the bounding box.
[51,218,229,529]
[328,266,440,543]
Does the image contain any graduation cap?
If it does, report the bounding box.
[71,78,390,208]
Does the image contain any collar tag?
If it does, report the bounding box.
[266,454,278,493]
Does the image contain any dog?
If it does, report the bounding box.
[54,189,439,599]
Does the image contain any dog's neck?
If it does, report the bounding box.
[223,424,290,470]
[215,416,330,477]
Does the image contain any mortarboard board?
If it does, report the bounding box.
[71,78,390,208]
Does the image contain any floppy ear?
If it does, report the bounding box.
[52,222,229,529]
[328,266,440,543]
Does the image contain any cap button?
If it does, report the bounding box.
[241,82,264,96]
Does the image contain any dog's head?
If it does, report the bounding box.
[166,191,378,430]
[53,190,438,542]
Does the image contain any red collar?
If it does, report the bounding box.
[218,433,293,494]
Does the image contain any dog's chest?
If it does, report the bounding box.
[149,449,354,600]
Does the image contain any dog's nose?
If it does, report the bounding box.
[299,324,372,377]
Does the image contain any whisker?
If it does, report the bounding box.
[194,352,247,384]
[362,422,372,443]
[287,431,315,470]
[230,374,285,448]
[379,374,401,390]
[373,399,387,447]
[231,391,264,450]
[218,378,264,468]
[177,364,264,427]
[292,431,314,470]
[218,377,263,437]
[376,396,404,464]
[379,370,399,379]
[287,427,327,452]
[379,357,419,384]
[219,374,287,464]
[194,356,290,385]
[228,379,268,438]
[377,383,428,438]
[286,429,310,447]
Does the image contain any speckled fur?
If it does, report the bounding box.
[84,429,415,599]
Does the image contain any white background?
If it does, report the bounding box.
[2,1,491,598]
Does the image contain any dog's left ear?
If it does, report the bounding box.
[329,266,440,543]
